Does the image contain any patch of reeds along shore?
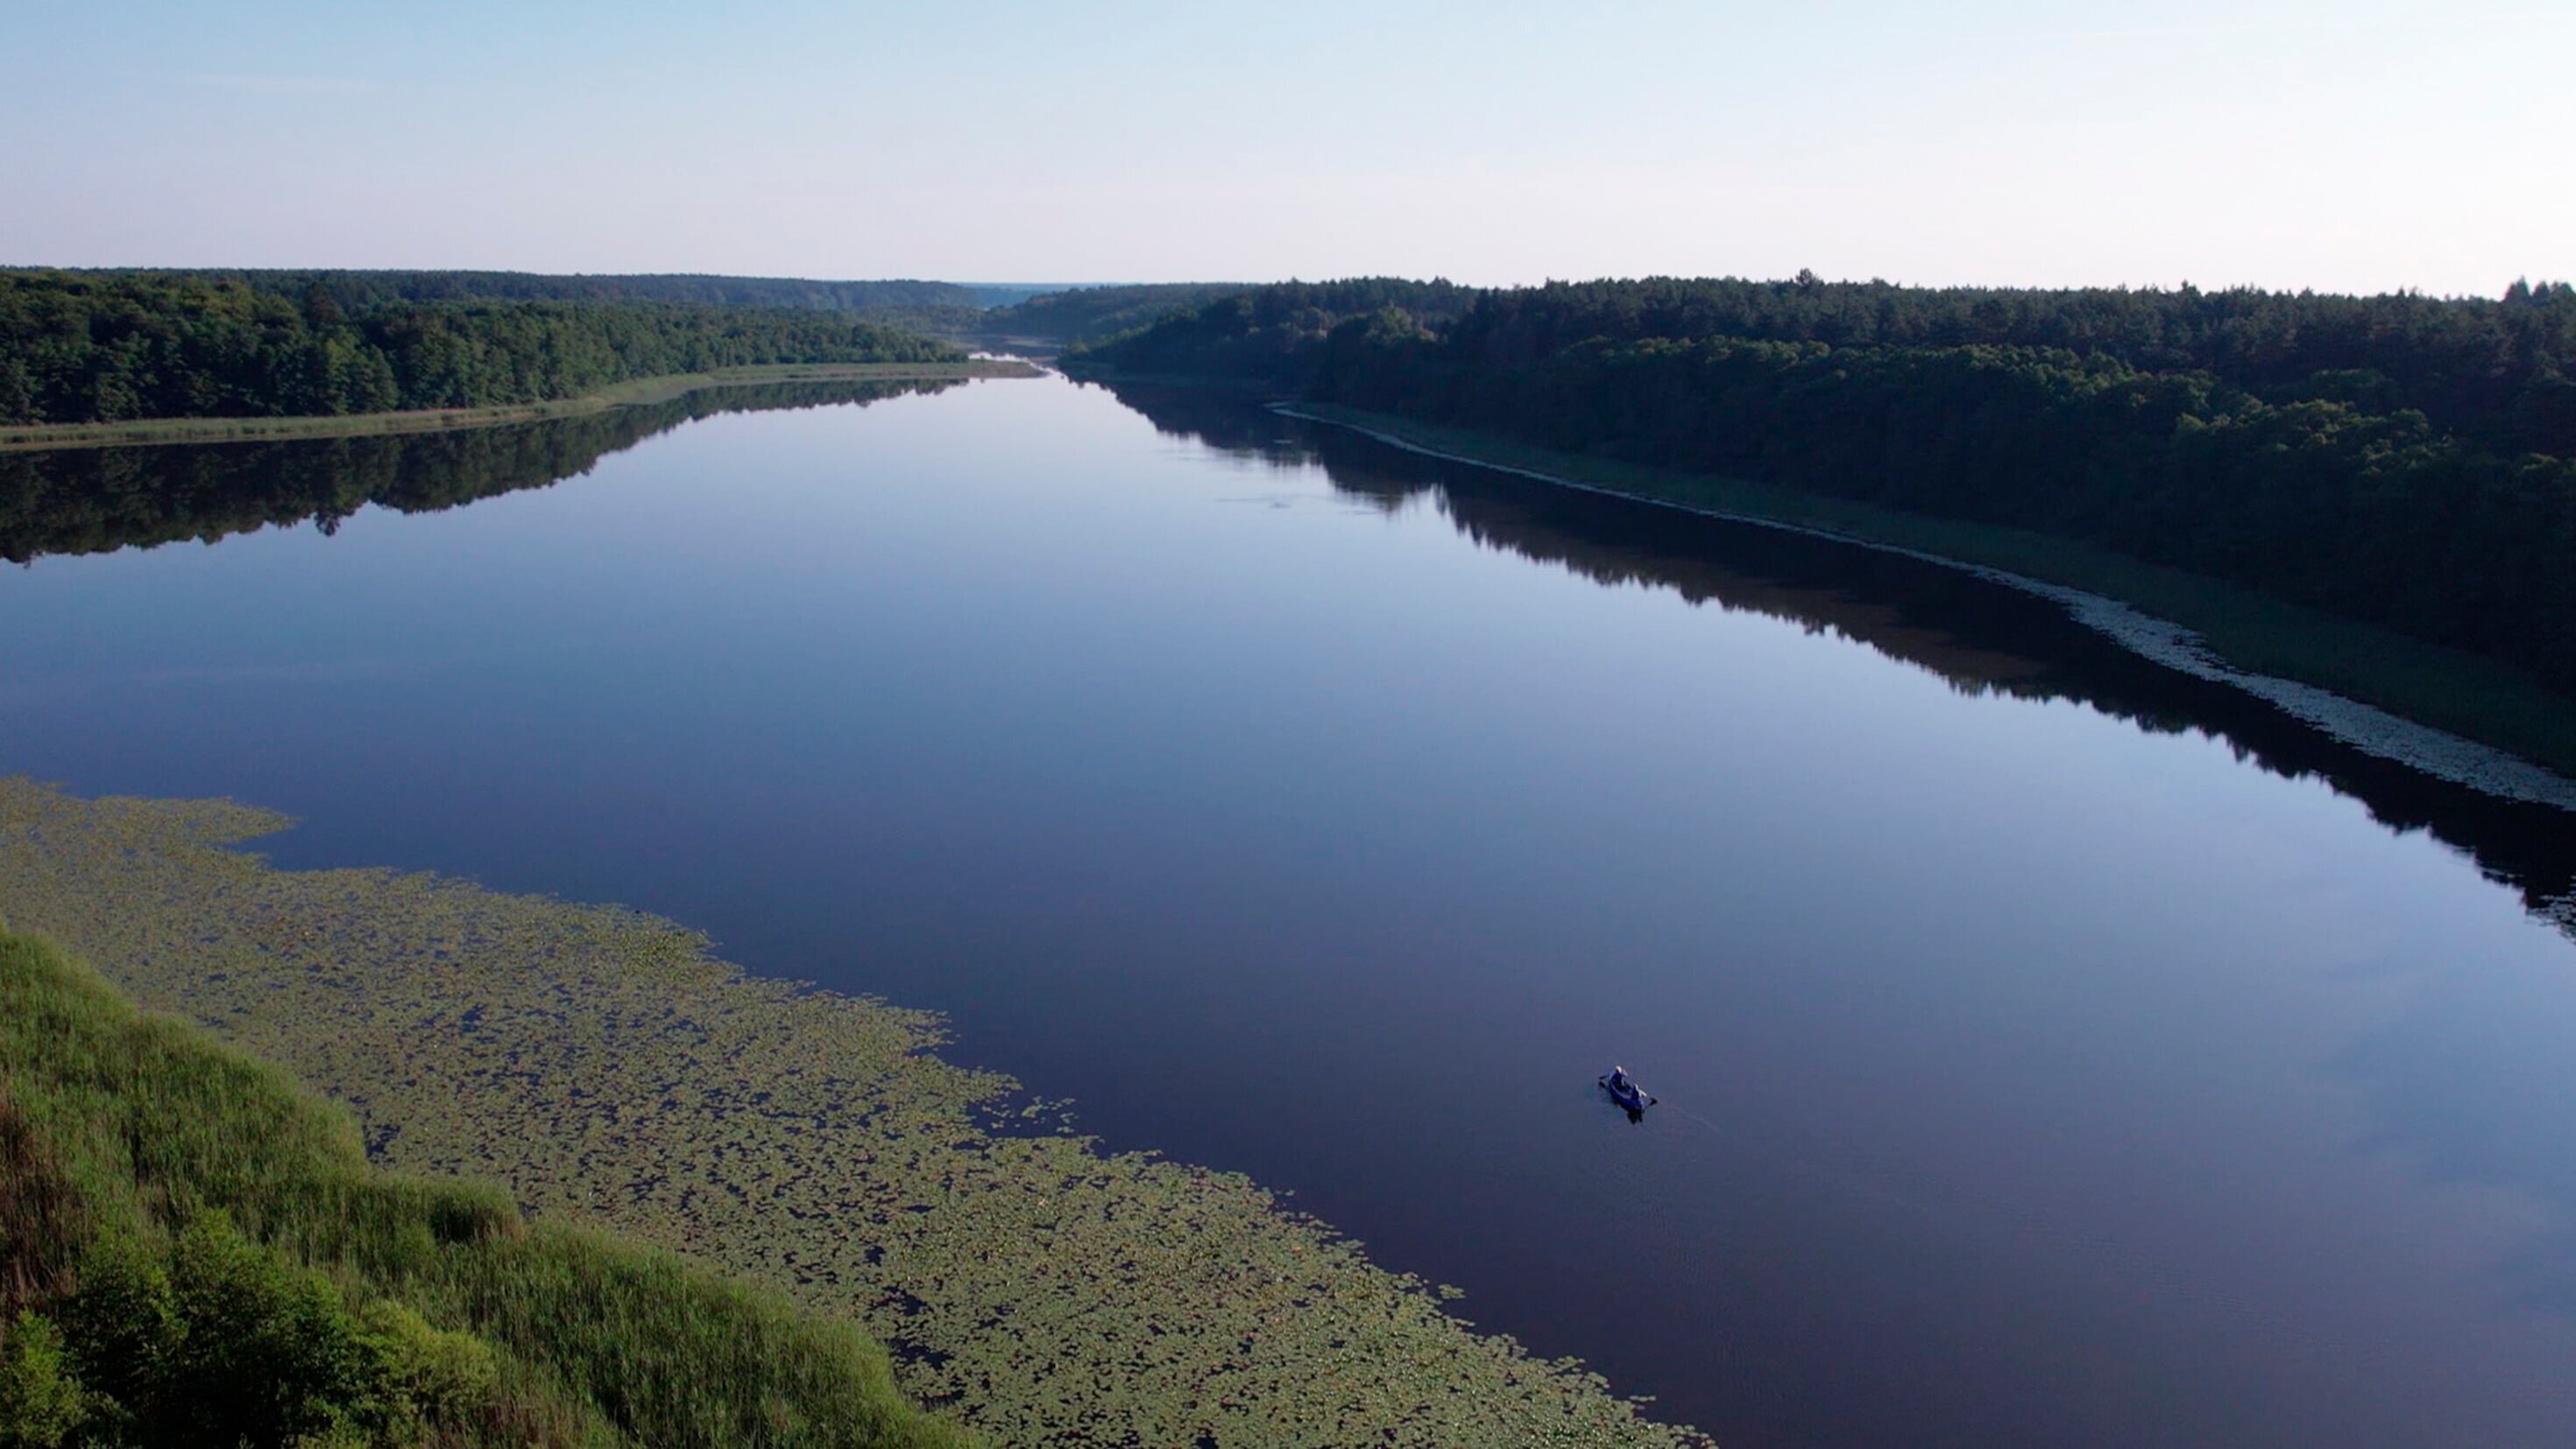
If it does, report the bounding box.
[0,927,969,1448]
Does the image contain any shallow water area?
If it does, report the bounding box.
[5,374,2576,1448]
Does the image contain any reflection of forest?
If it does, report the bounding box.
[0,379,958,563]
[1099,379,2576,941]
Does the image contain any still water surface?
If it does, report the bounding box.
[6,375,2575,1447]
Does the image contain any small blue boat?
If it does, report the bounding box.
[1600,1070,1654,1113]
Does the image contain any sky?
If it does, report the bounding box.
[4,0,2569,295]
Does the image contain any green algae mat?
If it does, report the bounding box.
[0,779,1709,1447]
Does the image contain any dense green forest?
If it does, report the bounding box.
[1070,279,1473,385]
[84,270,987,316]
[45,272,1120,350]
[0,271,961,426]
[0,379,954,563]
[1075,276,2576,695]
[32,272,1257,352]
[0,927,965,1448]
[972,283,1249,349]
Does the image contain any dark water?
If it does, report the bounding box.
[6,375,2576,1448]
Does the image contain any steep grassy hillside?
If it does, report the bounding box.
[0,927,967,1448]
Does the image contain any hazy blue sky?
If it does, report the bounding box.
[4,0,2567,293]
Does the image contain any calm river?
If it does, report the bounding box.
[5,373,2574,1447]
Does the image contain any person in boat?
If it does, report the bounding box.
[1606,1065,1635,1095]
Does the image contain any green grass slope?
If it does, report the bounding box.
[0,927,968,1449]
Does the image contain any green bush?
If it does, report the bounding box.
[0,1315,89,1449]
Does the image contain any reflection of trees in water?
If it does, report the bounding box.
[1105,376,2576,1325]
[1100,378,2576,937]
[0,379,958,564]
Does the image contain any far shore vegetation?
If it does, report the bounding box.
[0,780,1715,1448]
[1070,274,2576,780]
[0,269,978,438]
[0,362,1037,454]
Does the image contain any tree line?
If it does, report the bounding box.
[62,268,987,315]
[0,270,961,426]
[38,272,1273,353]
[973,282,1251,348]
[1071,278,1475,385]
[1086,274,2576,455]
[1074,275,2576,694]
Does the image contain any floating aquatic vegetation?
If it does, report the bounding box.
[0,778,1710,1446]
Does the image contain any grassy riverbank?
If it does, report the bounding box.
[1286,401,2576,780]
[0,361,1041,453]
[0,781,1712,1448]
[0,925,967,1447]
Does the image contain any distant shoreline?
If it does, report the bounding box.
[1277,400,2576,802]
[0,359,1043,453]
